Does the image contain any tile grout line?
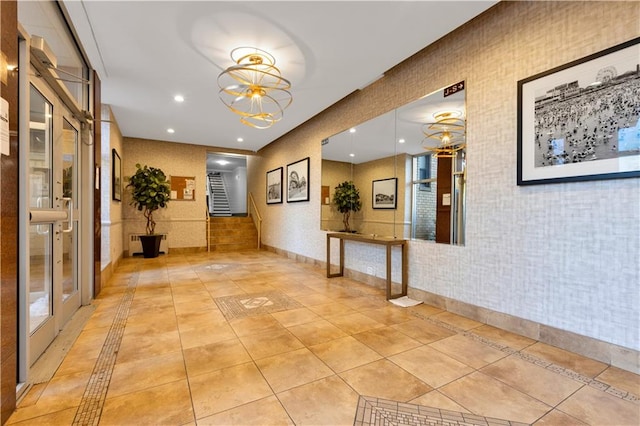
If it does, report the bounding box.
[409,310,640,404]
[264,274,640,405]
[247,274,638,404]
[72,270,140,426]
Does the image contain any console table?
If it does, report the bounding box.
[326,232,407,300]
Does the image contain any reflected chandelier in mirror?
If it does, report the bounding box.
[321,82,466,245]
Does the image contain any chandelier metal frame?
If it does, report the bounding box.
[218,47,292,129]
[421,111,466,158]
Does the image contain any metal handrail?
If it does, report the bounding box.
[247,192,262,249]
[205,207,211,252]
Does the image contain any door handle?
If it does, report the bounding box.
[62,197,73,233]
[36,196,50,235]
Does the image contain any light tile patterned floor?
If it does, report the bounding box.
[9,250,640,425]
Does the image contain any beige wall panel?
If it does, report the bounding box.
[122,138,208,249]
[248,1,640,355]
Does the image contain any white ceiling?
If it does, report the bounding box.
[323,87,466,164]
[53,1,496,153]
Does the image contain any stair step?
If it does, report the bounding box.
[207,216,259,252]
[210,235,257,244]
[210,242,258,252]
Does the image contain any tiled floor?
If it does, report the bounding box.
[8,250,640,425]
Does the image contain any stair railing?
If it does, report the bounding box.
[205,207,211,252]
[247,192,262,249]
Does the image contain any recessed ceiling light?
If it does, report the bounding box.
[398,138,405,144]
[349,128,356,133]
[217,160,230,165]
[167,128,175,133]
[174,95,184,102]
[349,153,355,157]
[237,137,244,142]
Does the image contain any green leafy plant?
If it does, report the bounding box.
[127,163,171,234]
[333,181,361,232]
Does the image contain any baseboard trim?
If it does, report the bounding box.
[262,244,639,374]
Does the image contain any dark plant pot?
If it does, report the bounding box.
[139,234,162,258]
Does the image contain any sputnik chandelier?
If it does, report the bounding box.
[217,47,292,129]
[421,111,466,158]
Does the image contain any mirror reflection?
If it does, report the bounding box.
[321,83,466,245]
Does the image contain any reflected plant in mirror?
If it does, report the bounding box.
[333,181,362,232]
[321,81,466,245]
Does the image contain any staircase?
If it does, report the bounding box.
[208,172,232,217]
[208,216,259,252]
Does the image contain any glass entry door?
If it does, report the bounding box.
[28,75,81,365]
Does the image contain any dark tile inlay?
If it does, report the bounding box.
[72,271,139,425]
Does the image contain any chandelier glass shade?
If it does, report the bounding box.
[421,111,466,158]
[218,47,292,129]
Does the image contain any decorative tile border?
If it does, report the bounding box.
[409,311,640,404]
[354,396,530,426]
[213,291,303,320]
[275,266,640,405]
[302,269,640,405]
[72,271,140,425]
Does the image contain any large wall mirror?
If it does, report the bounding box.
[321,82,466,245]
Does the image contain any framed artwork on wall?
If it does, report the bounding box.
[372,177,397,209]
[286,157,310,202]
[112,148,122,201]
[517,37,640,185]
[266,167,283,204]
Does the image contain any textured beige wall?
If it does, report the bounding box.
[108,108,123,265]
[248,1,640,354]
[99,106,124,274]
[122,138,209,250]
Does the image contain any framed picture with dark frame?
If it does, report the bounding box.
[372,177,397,209]
[286,157,310,202]
[266,167,283,204]
[112,148,122,201]
[517,37,640,185]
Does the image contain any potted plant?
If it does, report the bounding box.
[333,181,361,233]
[127,163,171,258]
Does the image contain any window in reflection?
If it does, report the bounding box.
[411,153,437,240]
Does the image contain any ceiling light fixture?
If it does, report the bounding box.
[421,111,466,158]
[167,128,175,134]
[174,95,184,102]
[218,47,292,129]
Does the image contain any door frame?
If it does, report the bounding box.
[17,28,94,385]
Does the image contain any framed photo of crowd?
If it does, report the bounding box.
[517,37,640,185]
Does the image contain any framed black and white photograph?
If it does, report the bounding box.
[372,177,397,209]
[286,157,309,202]
[517,37,640,185]
[112,148,122,201]
[266,167,283,204]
